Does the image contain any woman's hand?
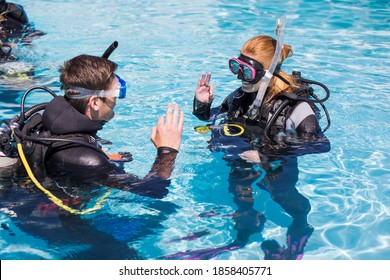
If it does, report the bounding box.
[151,103,184,151]
[195,72,214,104]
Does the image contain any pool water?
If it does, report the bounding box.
[0,0,389,260]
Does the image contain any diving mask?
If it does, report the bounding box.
[229,54,265,84]
[65,74,127,99]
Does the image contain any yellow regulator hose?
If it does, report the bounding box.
[17,143,111,215]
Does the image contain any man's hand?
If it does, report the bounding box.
[151,103,184,151]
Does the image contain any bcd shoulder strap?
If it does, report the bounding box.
[20,113,51,178]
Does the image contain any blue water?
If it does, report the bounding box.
[0,0,389,260]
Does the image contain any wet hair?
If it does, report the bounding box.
[241,35,298,102]
[59,54,118,113]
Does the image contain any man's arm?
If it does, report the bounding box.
[106,103,184,198]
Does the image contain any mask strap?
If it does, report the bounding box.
[274,71,290,85]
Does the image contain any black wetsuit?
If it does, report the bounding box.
[22,96,178,199]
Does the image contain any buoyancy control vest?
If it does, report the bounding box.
[20,111,106,178]
[219,71,330,139]
[222,87,304,132]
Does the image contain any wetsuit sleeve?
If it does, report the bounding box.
[147,146,178,179]
[101,147,179,199]
[192,95,229,121]
[294,109,331,155]
[296,115,321,138]
[45,146,117,180]
[260,102,331,157]
[193,98,212,120]
[288,102,321,139]
[46,145,179,199]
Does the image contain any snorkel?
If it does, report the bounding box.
[102,41,118,59]
[247,15,286,120]
[64,41,126,100]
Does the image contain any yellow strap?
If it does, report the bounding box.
[17,143,110,215]
[195,124,245,136]
[195,125,211,134]
[223,124,245,136]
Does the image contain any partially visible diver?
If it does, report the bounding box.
[0,0,45,83]
[0,0,45,45]
[171,16,331,260]
[0,0,29,43]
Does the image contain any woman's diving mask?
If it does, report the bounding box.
[229,54,265,84]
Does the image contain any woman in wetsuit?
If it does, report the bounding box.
[190,34,330,260]
[20,54,184,199]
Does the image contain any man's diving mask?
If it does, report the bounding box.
[65,74,127,99]
[229,54,265,84]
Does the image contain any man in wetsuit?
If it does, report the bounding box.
[21,54,184,199]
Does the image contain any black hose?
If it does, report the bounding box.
[310,92,331,132]
[264,99,290,142]
[13,127,108,157]
[24,103,49,120]
[20,86,57,125]
[299,77,330,103]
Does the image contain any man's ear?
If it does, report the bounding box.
[88,96,99,111]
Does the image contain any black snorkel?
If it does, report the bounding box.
[101,41,118,59]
